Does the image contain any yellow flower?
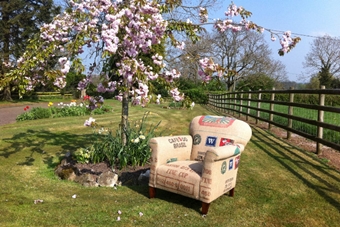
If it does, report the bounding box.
[48,102,53,107]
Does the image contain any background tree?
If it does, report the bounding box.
[303,35,340,88]
[0,0,60,100]
[305,75,320,89]
[211,29,284,91]
[236,73,276,91]
[167,33,213,84]
[61,71,86,97]
[162,0,220,22]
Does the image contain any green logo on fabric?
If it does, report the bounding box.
[193,134,201,145]
[221,161,227,174]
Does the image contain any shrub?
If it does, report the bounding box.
[16,111,35,121]
[50,106,85,117]
[31,107,52,119]
[183,88,208,104]
[168,101,183,108]
[92,105,113,115]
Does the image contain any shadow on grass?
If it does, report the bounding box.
[128,184,203,214]
[251,126,340,212]
[1,129,96,168]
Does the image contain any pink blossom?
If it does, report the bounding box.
[60,61,70,74]
[84,117,96,127]
[54,76,67,88]
[116,94,123,102]
[170,88,184,102]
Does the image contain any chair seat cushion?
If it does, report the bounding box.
[154,161,203,199]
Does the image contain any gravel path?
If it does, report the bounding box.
[0,103,48,126]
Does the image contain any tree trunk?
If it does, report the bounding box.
[120,91,129,145]
[2,86,12,101]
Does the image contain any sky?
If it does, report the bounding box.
[208,0,340,82]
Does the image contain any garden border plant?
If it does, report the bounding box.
[16,97,114,122]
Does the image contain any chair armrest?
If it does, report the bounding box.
[200,145,242,203]
[149,135,193,167]
[204,145,241,163]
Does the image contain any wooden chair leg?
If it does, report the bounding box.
[149,186,156,198]
[201,202,210,215]
[229,187,235,197]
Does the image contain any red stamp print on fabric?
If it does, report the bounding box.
[219,138,235,146]
[178,182,194,194]
[235,155,240,169]
[198,116,235,128]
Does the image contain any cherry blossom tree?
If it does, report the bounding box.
[6,0,300,143]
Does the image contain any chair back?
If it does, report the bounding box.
[189,115,252,161]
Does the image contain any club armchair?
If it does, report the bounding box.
[148,115,252,214]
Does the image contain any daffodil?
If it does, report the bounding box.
[134,138,140,143]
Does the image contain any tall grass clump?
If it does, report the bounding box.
[73,111,161,168]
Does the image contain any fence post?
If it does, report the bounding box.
[227,92,230,114]
[287,87,294,139]
[221,93,224,113]
[256,89,262,124]
[224,93,228,114]
[213,94,215,109]
[268,87,275,130]
[246,91,251,121]
[234,92,237,115]
[239,92,243,118]
[210,94,214,109]
[220,93,223,112]
[317,85,325,155]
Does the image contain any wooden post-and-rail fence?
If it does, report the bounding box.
[208,86,340,154]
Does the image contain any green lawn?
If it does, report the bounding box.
[1,102,340,226]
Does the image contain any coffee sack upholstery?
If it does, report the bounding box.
[149,115,252,209]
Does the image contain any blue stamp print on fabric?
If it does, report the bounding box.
[205,136,217,147]
[229,159,234,170]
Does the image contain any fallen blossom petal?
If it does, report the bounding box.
[72,194,77,198]
[34,199,44,204]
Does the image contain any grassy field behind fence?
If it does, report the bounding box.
[1,101,340,226]
[225,102,340,144]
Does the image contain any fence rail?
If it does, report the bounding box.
[208,86,340,154]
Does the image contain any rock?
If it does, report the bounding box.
[97,171,119,187]
[55,165,78,181]
[75,173,99,187]
[55,156,150,187]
